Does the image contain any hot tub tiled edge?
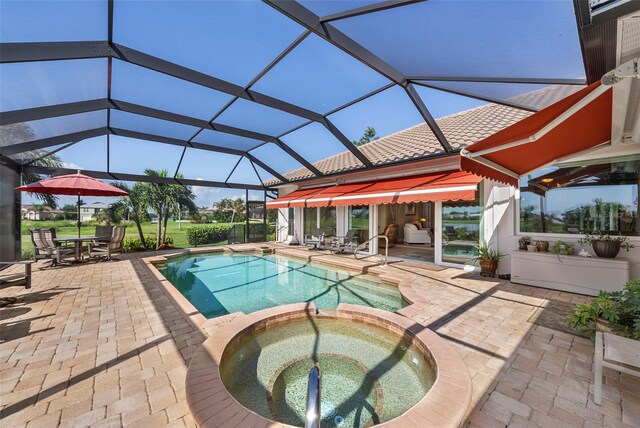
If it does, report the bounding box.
[185,302,472,428]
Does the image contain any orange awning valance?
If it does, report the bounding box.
[267,170,482,209]
[460,81,613,187]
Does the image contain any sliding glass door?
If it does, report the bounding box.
[348,205,369,247]
[439,187,482,265]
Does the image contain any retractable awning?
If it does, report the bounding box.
[460,81,613,187]
[266,170,482,209]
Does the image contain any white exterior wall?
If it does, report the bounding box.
[275,176,640,280]
[488,182,640,279]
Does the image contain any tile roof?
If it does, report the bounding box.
[266,102,531,186]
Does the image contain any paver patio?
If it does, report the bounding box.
[1,246,638,427]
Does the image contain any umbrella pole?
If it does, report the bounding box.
[77,193,81,238]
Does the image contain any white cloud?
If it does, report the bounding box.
[62,162,83,170]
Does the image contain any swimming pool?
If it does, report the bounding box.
[158,253,405,318]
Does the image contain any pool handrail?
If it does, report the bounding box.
[305,365,321,428]
[354,234,388,267]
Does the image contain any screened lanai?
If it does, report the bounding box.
[0,0,630,261]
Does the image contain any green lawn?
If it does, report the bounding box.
[21,220,240,255]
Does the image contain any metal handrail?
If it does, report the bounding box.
[305,365,321,428]
[354,234,388,267]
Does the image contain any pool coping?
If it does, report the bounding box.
[142,244,426,336]
[185,302,472,428]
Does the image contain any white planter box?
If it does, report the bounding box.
[511,250,630,296]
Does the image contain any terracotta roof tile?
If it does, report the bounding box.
[266,103,531,185]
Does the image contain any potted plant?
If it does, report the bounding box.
[536,240,549,252]
[518,236,531,250]
[473,242,504,277]
[527,243,538,252]
[567,279,640,340]
[550,240,574,256]
[578,232,635,259]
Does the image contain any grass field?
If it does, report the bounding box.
[21,220,238,255]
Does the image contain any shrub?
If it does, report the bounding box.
[185,225,231,247]
[21,248,34,260]
[567,279,640,340]
[123,236,174,252]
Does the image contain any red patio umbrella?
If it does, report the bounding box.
[16,171,129,237]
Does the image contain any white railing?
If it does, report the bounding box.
[354,234,388,267]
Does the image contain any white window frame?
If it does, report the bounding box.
[514,177,640,243]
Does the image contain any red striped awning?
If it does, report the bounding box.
[460,81,613,187]
[267,170,482,209]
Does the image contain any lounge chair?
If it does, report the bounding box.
[0,261,33,289]
[29,228,75,266]
[305,227,325,250]
[0,260,33,306]
[594,331,640,405]
[88,225,126,260]
[331,230,355,254]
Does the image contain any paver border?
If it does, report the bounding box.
[142,244,424,336]
[185,302,472,428]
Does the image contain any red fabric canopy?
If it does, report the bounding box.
[267,170,482,208]
[460,81,613,187]
[16,172,129,197]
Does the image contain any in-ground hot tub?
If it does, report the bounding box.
[186,304,472,428]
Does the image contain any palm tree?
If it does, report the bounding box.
[112,181,147,247]
[217,197,245,224]
[161,175,197,243]
[1,123,63,208]
[229,198,245,224]
[140,169,198,249]
[140,169,170,249]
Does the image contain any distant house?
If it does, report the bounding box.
[197,207,216,216]
[21,205,63,220]
[80,202,110,221]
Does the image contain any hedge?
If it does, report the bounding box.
[123,236,174,252]
[185,225,231,247]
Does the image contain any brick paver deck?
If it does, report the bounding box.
[1,246,638,427]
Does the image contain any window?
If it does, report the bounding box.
[442,187,482,265]
[519,156,639,236]
[319,207,337,237]
[287,207,295,237]
[348,205,369,246]
[304,207,317,237]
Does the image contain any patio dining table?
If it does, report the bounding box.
[54,235,100,262]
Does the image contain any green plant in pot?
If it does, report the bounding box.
[578,232,635,259]
[473,242,504,277]
[518,236,531,250]
[550,240,575,255]
[567,279,640,340]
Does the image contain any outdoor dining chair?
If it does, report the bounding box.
[331,230,355,254]
[304,228,325,250]
[94,225,114,242]
[29,228,75,266]
[88,226,127,260]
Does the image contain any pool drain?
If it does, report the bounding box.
[320,401,337,419]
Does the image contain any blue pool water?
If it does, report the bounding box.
[158,253,405,318]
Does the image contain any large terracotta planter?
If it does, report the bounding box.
[479,260,498,276]
[592,240,621,258]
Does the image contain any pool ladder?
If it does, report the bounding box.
[353,234,388,267]
[305,365,321,428]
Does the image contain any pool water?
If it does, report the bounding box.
[221,317,435,427]
[158,253,405,318]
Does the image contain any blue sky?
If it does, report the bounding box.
[2,1,586,207]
